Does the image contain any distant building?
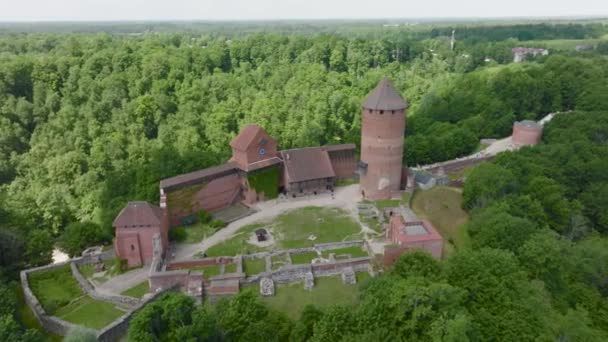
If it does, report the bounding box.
[113,201,169,267]
[384,212,443,265]
[512,47,549,63]
[512,120,543,147]
[575,44,594,52]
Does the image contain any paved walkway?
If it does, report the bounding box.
[172,185,363,261]
[96,267,149,296]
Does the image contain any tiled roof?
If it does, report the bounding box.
[113,201,163,228]
[322,144,356,152]
[362,77,407,111]
[160,162,238,192]
[281,147,336,183]
[230,124,266,151]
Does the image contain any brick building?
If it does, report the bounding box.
[113,202,169,267]
[512,120,543,147]
[384,213,443,265]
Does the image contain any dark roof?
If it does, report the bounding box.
[114,201,163,228]
[281,147,336,183]
[362,77,407,111]
[230,124,267,151]
[322,144,356,152]
[160,162,238,192]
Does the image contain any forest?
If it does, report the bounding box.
[1,21,608,340]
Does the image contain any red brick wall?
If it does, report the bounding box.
[232,131,278,170]
[512,124,542,146]
[328,150,357,180]
[115,226,164,267]
[360,108,406,200]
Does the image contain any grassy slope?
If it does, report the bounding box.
[54,296,125,330]
[411,186,471,256]
[120,281,150,299]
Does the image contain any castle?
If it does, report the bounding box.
[114,78,408,266]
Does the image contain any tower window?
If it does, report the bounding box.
[392,110,395,114]
[130,244,135,251]
[380,110,384,114]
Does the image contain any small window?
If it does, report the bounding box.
[380,110,384,114]
[130,244,135,251]
[392,110,395,115]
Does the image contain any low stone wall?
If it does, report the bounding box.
[314,240,365,251]
[166,256,235,271]
[70,263,140,308]
[244,240,365,260]
[97,285,178,342]
[20,262,80,336]
[312,257,371,276]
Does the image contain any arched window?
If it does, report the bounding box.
[130,244,135,251]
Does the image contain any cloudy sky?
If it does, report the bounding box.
[0,0,606,21]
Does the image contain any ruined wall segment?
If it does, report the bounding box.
[360,78,407,200]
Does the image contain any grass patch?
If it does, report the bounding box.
[335,178,358,187]
[271,254,289,270]
[411,186,471,256]
[323,246,369,259]
[273,207,361,249]
[120,281,149,299]
[28,265,82,314]
[55,296,124,330]
[205,224,266,257]
[290,251,319,264]
[243,258,267,276]
[374,199,401,209]
[181,223,218,243]
[224,263,237,274]
[77,263,95,278]
[193,264,223,278]
[262,274,369,319]
[14,285,62,342]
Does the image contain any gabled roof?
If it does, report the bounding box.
[160,162,238,192]
[362,77,407,111]
[230,124,272,151]
[281,147,336,183]
[113,201,163,228]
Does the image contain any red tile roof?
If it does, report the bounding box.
[322,144,356,152]
[281,147,335,183]
[230,124,267,151]
[160,162,238,192]
[113,201,163,228]
[362,77,407,111]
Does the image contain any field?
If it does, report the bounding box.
[322,245,369,259]
[290,251,319,264]
[411,187,471,256]
[206,207,362,256]
[262,274,370,319]
[27,265,124,329]
[193,264,223,278]
[121,281,150,299]
[54,296,125,329]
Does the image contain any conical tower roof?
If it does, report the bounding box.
[362,77,407,111]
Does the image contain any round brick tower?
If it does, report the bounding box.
[360,78,407,200]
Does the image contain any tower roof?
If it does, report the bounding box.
[113,201,163,228]
[362,77,407,111]
[230,124,269,151]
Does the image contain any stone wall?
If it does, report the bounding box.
[312,257,372,276]
[166,256,235,271]
[70,262,141,308]
[20,262,81,336]
[97,286,178,342]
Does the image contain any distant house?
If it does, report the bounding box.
[512,47,549,63]
[383,212,443,265]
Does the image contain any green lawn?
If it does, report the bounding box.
[120,281,149,299]
[271,254,290,270]
[182,222,218,243]
[28,266,82,314]
[335,178,358,187]
[374,199,401,209]
[323,245,369,259]
[411,187,471,256]
[206,207,362,257]
[290,251,319,264]
[273,207,361,249]
[205,224,266,257]
[224,263,237,274]
[243,258,267,276]
[55,296,125,330]
[193,264,223,278]
[262,274,370,319]
[77,264,95,278]
[14,285,62,342]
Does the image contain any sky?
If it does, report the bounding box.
[0,0,606,22]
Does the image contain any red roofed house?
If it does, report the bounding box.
[114,201,169,267]
[384,213,443,265]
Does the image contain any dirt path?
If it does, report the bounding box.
[172,185,363,261]
[96,267,149,296]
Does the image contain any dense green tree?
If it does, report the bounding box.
[58,221,110,257]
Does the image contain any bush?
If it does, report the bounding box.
[59,221,111,257]
[210,219,227,230]
[114,258,128,274]
[64,326,97,342]
[169,227,187,242]
[198,210,212,224]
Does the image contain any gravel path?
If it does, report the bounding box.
[96,267,149,296]
[172,185,363,261]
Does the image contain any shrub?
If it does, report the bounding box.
[114,258,128,274]
[59,221,111,257]
[198,210,212,224]
[169,227,187,242]
[210,219,227,230]
[64,326,97,342]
